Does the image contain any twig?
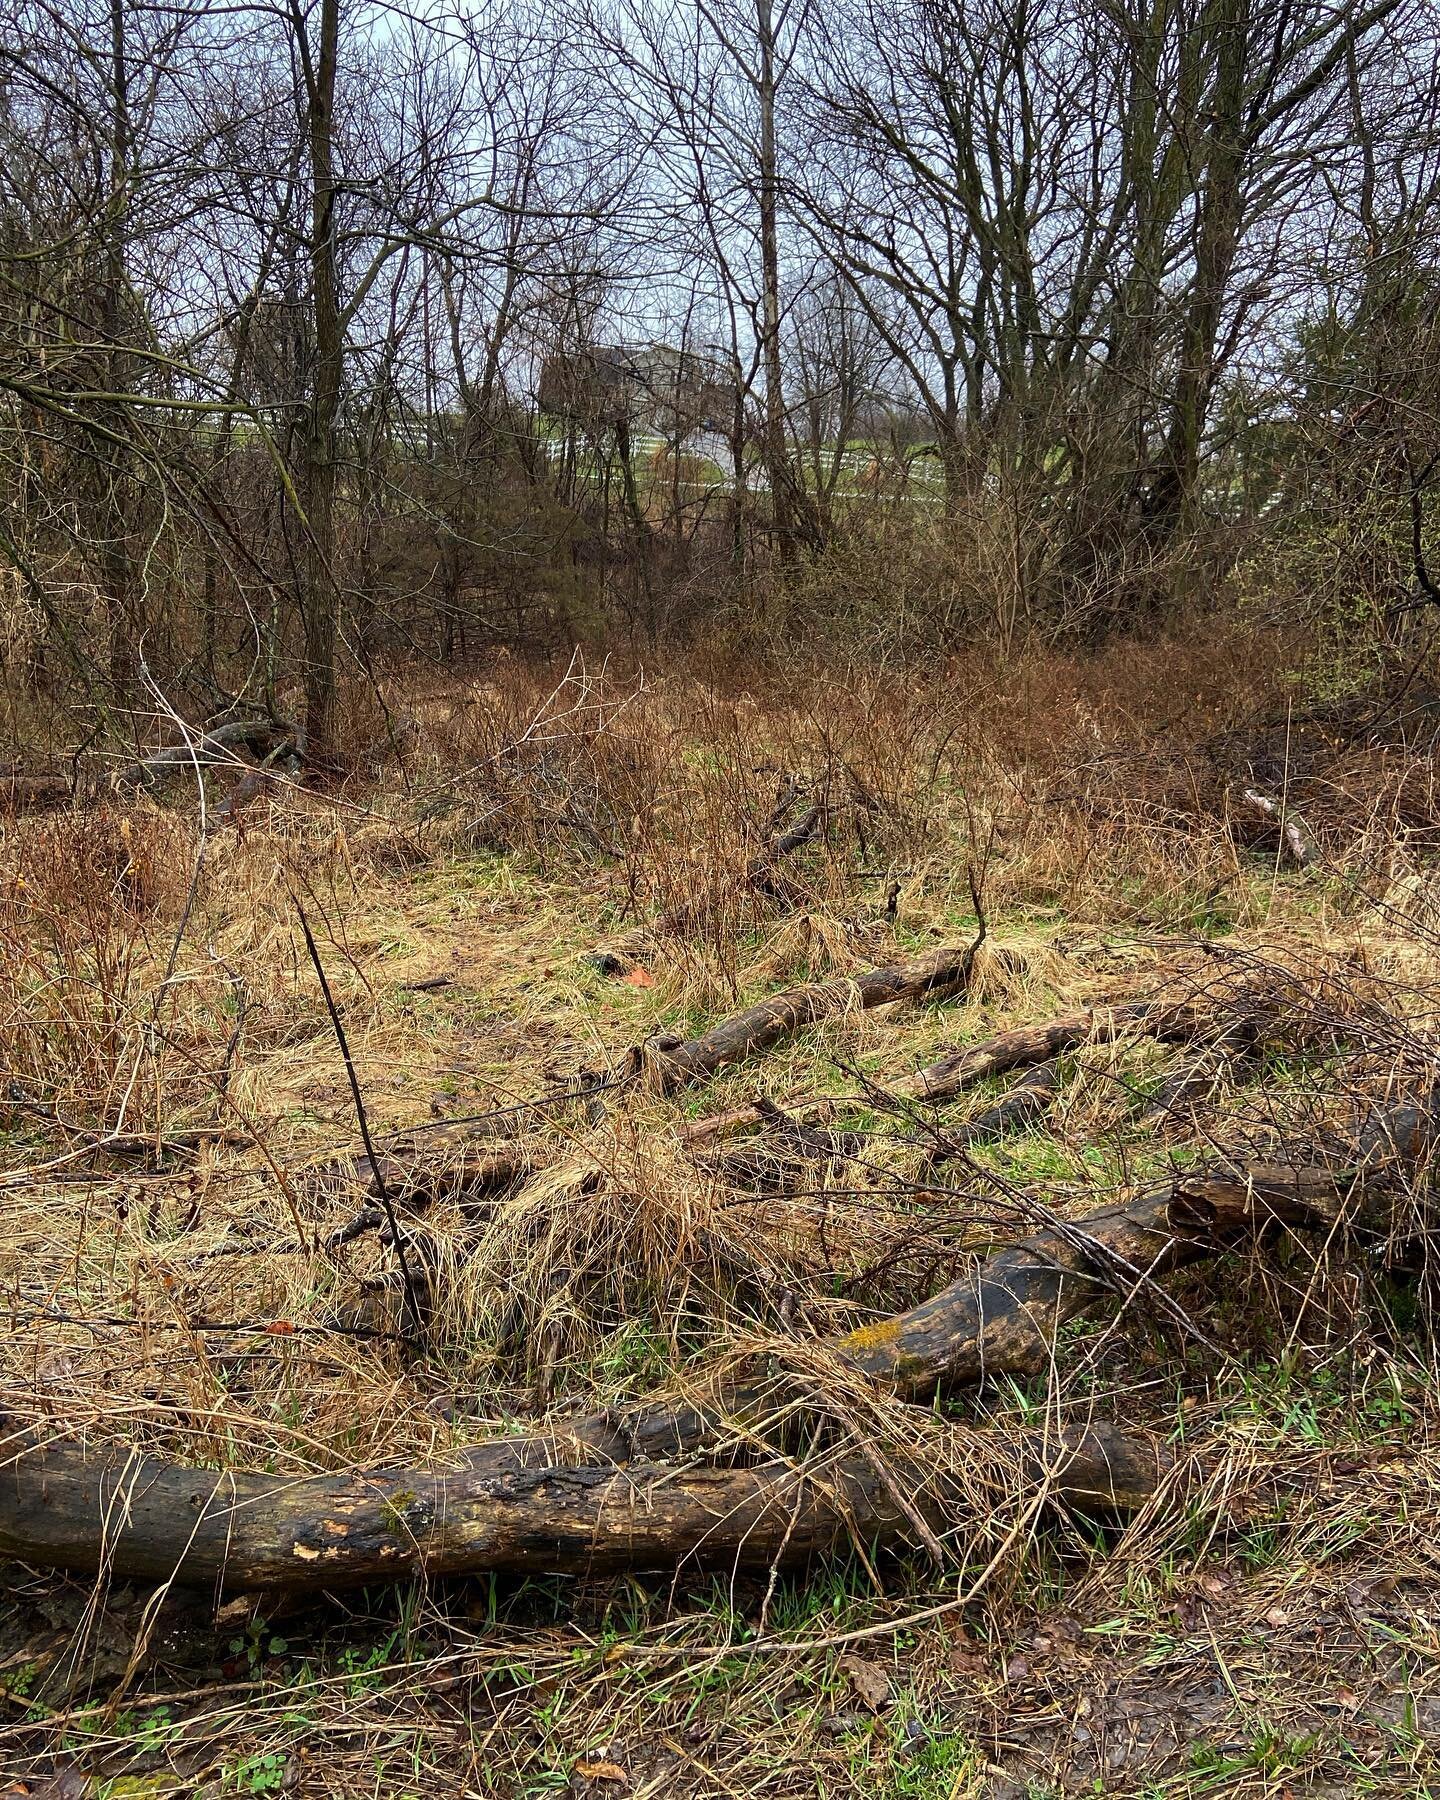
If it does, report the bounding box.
[293,898,423,1335]
[6,1307,407,1343]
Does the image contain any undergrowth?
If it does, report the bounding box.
[3,632,1440,1794]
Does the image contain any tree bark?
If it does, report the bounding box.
[2,1094,1430,1593]
[0,1422,1168,1593]
[678,996,1210,1146]
[621,1142,1404,1460]
[299,0,342,764]
[755,0,793,562]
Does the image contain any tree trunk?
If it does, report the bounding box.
[102,0,136,701]
[1150,0,1249,534]
[300,0,342,763]
[756,0,793,561]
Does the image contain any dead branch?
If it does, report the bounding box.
[640,939,982,1092]
[1236,786,1320,870]
[113,720,296,794]
[678,996,1205,1147]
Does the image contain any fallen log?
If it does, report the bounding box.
[922,1060,1061,1169]
[678,996,1204,1147]
[0,771,70,814]
[621,1168,1366,1458]
[1235,786,1319,870]
[892,996,1236,1105]
[2,1097,1427,1594]
[626,1093,1438,1458]
[0,1420,1169,1592]
[114,720,296,793]
[747,792,828,904]
[644,939,983,1093]
[833,1166,1349,1395]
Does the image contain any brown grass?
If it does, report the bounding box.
[4,627,1440,1794]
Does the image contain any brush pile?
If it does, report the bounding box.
[2,917,1438,1595]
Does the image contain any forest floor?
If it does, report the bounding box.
[3,634,1440,1797]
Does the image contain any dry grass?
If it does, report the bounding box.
[4,630,1440,1794]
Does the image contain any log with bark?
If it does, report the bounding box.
[0,771,71,814]
[620,1129,1417,1460]
[642,938,983,1093]
[921,1060,1062,1169]
[113,720,297,793]
[678,994,1230,1148]
[0,1420,1168,1593]
[893,994,1246,1104]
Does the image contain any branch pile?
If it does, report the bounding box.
[1,951,1434,1596]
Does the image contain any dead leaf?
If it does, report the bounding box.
[1335,1686,1361,1712]
[622,965,655,988]
[841,1654,892,1711]
[574,1761,628,1785]
[1348,1573,1399,1610]
[23,1776,93,1800]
